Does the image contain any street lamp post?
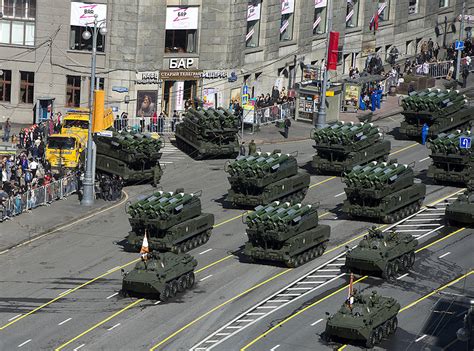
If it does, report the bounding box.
[81,14,107,206]
[455,0,466,83]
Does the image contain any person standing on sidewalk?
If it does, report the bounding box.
[248,140,256,155]
[284,117,291,139]
[239,142,246,156]
[2,118,11,142]
[461,63,470,89]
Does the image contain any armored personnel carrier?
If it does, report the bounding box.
[243,201,330,267]
[344,227,417,279]
[342,160,426,223]
[445,184,474,226]
[125,189,214,252]
[121,251,197,301]
[324,290,400,348]
[399,89,473,139]
[94,129,163,186]
[175,107,239,159]
[225,150,310,207]
[311,121,391,174]
[427,130,473,185]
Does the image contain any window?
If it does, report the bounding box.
[280,0,295,42]
[69,26,105,52]
[165,7,199,53]
[165,30,196,53]
[0,70,12,102]
[0,0,36,46]
[409,0,418,15]
[66,75,81,108]
[378,1,389,21]
[439,0,448,7]
[313,1,327,35]
[246,1,261,48]
[346,0,359,28]
[19,71,34,104]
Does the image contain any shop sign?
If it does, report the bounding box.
[166,7,199,30]
[159,70,203,80]
[247,3,261,21]
[201,71,228,79]
[315,0,327,8]
[135,72,160,85]
[70,2,107,27]
[169,58,196,69]
[343,83,361,109]
[281,0,295,14]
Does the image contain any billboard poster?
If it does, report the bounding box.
[203,88,216,109]
[315,0,327,8]
[166,7,199,30]
[343,83,361,109]
[70,2,107,27]
[230,88,241,105]
[281,0,295,14]
[247,3,261,21]
[136,90,157,117]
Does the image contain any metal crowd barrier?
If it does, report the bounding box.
[253,101,295,126]
[0,174,78,221]
[413,56,474,78]
[114,116,183,134]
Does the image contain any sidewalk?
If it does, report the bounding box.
[0,194,116,253]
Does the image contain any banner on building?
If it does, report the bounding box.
[203,88,216,109]
[343,83,361,109]
[166,7,199,30]
[70,2,107,27]
[175,81,185,111]
[136,90,157,118]
[281,0,295,14]
[247,3,261,21]
[315,0,327,8]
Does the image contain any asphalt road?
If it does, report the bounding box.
[0,114,471,351]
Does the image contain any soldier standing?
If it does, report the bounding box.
[240,142,246,156]
[248,139,256,155]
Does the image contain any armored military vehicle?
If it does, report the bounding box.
[175,107,239,159]
[324,290,400,348]
[445,184,474,226]
[125,189,214,252]
[311,121,391,174]
[225,150,310,207]
[94,129,163,186]
[342,160,426,223]
[399,89,474,139]
[243,201,330,267]
[427,130,473,185]
[344,227,417,279]
[121,251,197,301]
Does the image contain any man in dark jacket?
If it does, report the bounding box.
[284,117,291,139]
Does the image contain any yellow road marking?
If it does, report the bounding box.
[337,345,347,351]
[389,143,418,156]
[240,276,368,350]
[309,176,337,189]
[415,228,466,253]
[55,298,144,351]
[426,188,465,207]
[214,212,249,228]
[196,255,233,273]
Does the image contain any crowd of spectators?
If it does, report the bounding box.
[255,86,295,109]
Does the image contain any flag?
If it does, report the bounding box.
[369,11,379,33]
[347,273,354,306]
[140,231,150,260]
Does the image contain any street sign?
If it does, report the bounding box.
[97,130,113,138]
[242,85,249,95]
[460,137,471,149]
[455,40,464,51]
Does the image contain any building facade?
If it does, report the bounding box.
[0,0,471,124]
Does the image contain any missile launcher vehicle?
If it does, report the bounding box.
[399,89,474,139]
[243,201,330,267]
[121,251,197,301]
[342,160,426,223]
[445,183,474,226]
[324,290,400,348]
[125,189,214,253]
[427,130,473,185]
[311,121,391,174]
[225,150,310,207]
[175,107,239,159]
[344,227,417,279]
[94,129,163,186]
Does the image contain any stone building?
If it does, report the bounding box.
[0,0,471,124]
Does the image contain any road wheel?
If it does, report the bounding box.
[170,280,178,297]
[286,258,297,268]
[177,276,187,292]
[198,235,205,245]
[303,252,310,263]
[192,237,200,248]
[297,255,305,266]
[401,254,409,271]
[366,330,376,348]
[160,284,171,302]
[187,272,195,288]
[391,317,398,333]
[376,326,384,343]
[186,240,194,251]
[393,259,400,274]
[383,262,393,280]
[383,320,392,337]
[317,245,324,257]
[408,251,415,267]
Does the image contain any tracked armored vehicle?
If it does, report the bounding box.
[225,150,310,207]
[243,201,330,267]
[342,160,426,223]
[324,290,400,348]
[344,227,417,279]
[446,184,474,226]
[94,129,163,186]
[427,130,473,185]
[121,251,197,301]
[175,107,239,159]
[125,189,214,252]
[311,121,391,174]
[399,89,473,139]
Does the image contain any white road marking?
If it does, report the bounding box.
[287,287,313,290]
[397,229,430,232]
[18,339,31,348]
[318,269,341,272]
[59,289,72,296]
[199,248,213,255]
[154,301,161,305]
[271,299,290,302]
[106,292,119,299]
[307,275,337,278]
[419,157,430,162]
[200,274,213,282]
[415,334,427,342]
[297,281,324,284]
[397,273,409,280]
[247,312,265,316]
[107,323,121,331]
[216,333,231,336]
[160,162,175,164]
[397,224,440,227]
[416,225,445,240]
[334,192,345,197]
[311,318,324,326]
[8,314,22,321]
[270,345,281,351]
[73,344,85,351]
[236,319,254,323]
[438,252,451,259]
[58,317,72,325]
